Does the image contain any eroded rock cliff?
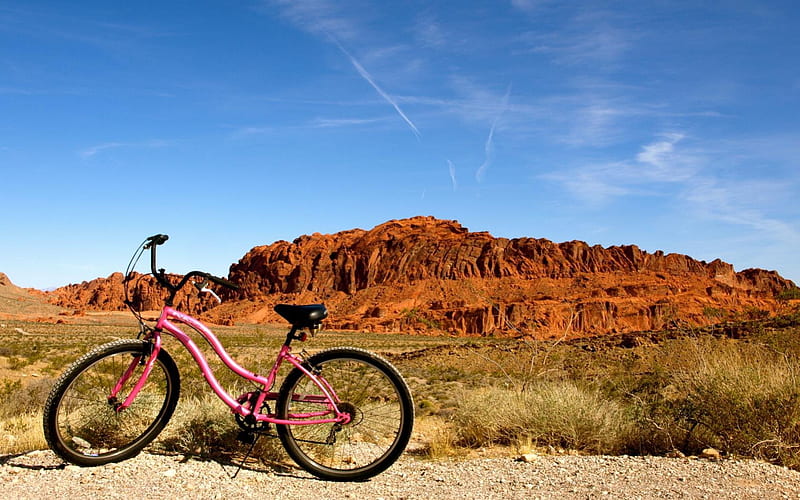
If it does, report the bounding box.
[201,216,794,338]
[40,217,796,337]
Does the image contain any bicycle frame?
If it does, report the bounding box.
[112,305,351,427]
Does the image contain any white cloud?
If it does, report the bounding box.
[233,126,274,137]
[553,161,633,204]
[560,99,628,147]
[510,0,554,12]
[79,140,168,158]
[414,14,447,49]
[266,0,362,41]
[636,133,683,167]
[634,133,697,182]
[684,176,800,246]
[516,8,634,67]
[550,133,698,203]
[550,132,800,249]
[80,142,125,158]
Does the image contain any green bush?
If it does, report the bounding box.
[777,287,800,301]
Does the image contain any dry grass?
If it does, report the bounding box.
[640,337,800,467]
[411,416,462,459]
[451,382,633,454]
[3,314,800,471]
[157,394,286,464]
[0,412,46,454]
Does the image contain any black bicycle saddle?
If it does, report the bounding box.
[274,304,328,328]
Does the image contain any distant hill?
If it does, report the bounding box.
[39,216,796,338]
[0,273,66,319]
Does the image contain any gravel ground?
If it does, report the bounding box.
[3,451,800,499]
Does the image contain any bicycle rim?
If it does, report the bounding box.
[277,348,414,481]
[44,340,180,465]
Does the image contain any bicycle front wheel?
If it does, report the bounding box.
[43,339,181,466]
[276,347,414,481]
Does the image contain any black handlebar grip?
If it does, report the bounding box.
[205,273,240,290]
[146,234,169,246]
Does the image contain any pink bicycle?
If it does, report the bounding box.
[43,234,414,481]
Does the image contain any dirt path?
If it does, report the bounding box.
[2,450,800,499]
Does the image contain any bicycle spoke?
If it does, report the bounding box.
[277,348,413,481]
[43,340,180,465]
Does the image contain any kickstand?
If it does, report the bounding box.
[228,433,259,479]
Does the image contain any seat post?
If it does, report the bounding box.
[283,327,297,347]
[285,326,310,346]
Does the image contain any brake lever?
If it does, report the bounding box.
[192,280,222,303]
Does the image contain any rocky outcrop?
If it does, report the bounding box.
[207,216,795,338]
[225,217,789,297]
[42,216,796,338]
[48,272,217,314]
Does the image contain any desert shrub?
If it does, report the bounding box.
[677,343,800,463]
[630,338,800,468]
[0,378,54,418]
[158,394,284,464]
[0,412,46,454]
[702,306,728,320]
[416,398,441,417]
[401,308,442,330]
[412,416,461,459]
[451,381,633,454]
[0,380,23,416]
[777,287,800,301]
[740,307,770,321]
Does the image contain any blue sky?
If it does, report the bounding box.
[1,1,799,289]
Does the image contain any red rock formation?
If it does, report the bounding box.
[43,216,796,338]
[48,272,217,314]
[211,216,795,338]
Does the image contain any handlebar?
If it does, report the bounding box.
[203,273,238,290]
[144,234,169,249]
[144,234,238,306]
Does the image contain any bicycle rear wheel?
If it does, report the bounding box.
[276,347,414,481]
[43,339,180,466]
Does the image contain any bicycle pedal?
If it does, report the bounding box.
[236,430,256,445]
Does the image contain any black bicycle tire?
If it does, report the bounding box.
[276,347,414,481]
[43,339,181,466]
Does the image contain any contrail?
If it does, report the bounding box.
[476,84,512,182]
[475,125,496,182]
[448,160,458,191]
[335,42,421,139]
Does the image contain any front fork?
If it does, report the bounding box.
[109,336,162,412]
